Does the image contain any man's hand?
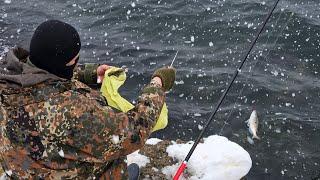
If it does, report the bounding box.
[152,76,163,87]
[152,67,176,91]
[97,65,110,83]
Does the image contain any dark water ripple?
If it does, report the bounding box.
[1,0,320,179]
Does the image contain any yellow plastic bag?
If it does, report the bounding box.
[100,67,168,132]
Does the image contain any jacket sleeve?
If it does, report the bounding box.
[73,63,99,86]
[66,80,166,162]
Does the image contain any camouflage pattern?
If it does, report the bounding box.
[74,63,99,87]
[0,48,166,179]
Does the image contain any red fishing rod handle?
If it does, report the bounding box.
[173,161,187,180]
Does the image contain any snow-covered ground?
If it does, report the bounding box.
[127,135,252,180]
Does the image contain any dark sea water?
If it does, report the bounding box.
[1,0,319,179]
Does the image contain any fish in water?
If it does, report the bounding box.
[246,110,260,140]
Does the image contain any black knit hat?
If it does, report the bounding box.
[29,20,81,79]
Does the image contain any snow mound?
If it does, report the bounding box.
[163,135,252,180]
[127,151,150,168]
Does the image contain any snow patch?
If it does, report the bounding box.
[152,167,159,172]
[58,150,65,157]
[0,173,7,180]
[5,170,12,176]
[163,135,252,180]
[112,135,120,144]
[146,138,162,145]
[127,151,150,168]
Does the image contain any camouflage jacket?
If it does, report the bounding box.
[0,47,165,179]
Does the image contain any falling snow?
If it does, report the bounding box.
[0,0,319,179]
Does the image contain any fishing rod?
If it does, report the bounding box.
[170,51,179,67]
[173,0,281,179]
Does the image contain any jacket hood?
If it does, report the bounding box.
[0,47,64,89]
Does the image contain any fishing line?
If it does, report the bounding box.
[219,8,294,135]
[219,12,294,135]
[263,12,294,61]
[219,10,289,135]
[174,0,282,179]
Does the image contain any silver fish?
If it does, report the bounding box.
[246,110,260,140]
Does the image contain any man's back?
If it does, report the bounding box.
[0,78,120,178]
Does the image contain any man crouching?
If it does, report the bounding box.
[0,20,175,179]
